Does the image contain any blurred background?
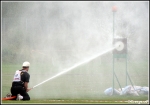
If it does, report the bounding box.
[2,1,148,99]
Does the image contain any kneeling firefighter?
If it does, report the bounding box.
[10,61,32,100]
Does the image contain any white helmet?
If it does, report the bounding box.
[22,61,30,67]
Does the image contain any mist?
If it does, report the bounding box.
[2,1,148,99]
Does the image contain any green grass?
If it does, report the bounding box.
[1,61,148,104]
[2,95,148,104]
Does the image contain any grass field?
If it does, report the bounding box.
[1,59,149,104]
[2,95,149,104]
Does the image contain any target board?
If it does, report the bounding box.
[113,38,127,54]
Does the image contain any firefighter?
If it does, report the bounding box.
[11,61,32,100]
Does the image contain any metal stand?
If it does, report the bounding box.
[112,6,135,95]
[112,54,127,94]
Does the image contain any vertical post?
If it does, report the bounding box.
[125,38,128,86]
[112,6,117,95]
[112,9,115,95]
[126,54,127,86]
[112,56,114,94]
[126,37,128,86]
[113,11,115,39]
[112,6,117,39]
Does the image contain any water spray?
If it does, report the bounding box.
[31,46,117,90]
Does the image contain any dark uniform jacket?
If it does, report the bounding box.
[12,69,30,87]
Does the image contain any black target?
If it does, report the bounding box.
[113,38,127,54]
